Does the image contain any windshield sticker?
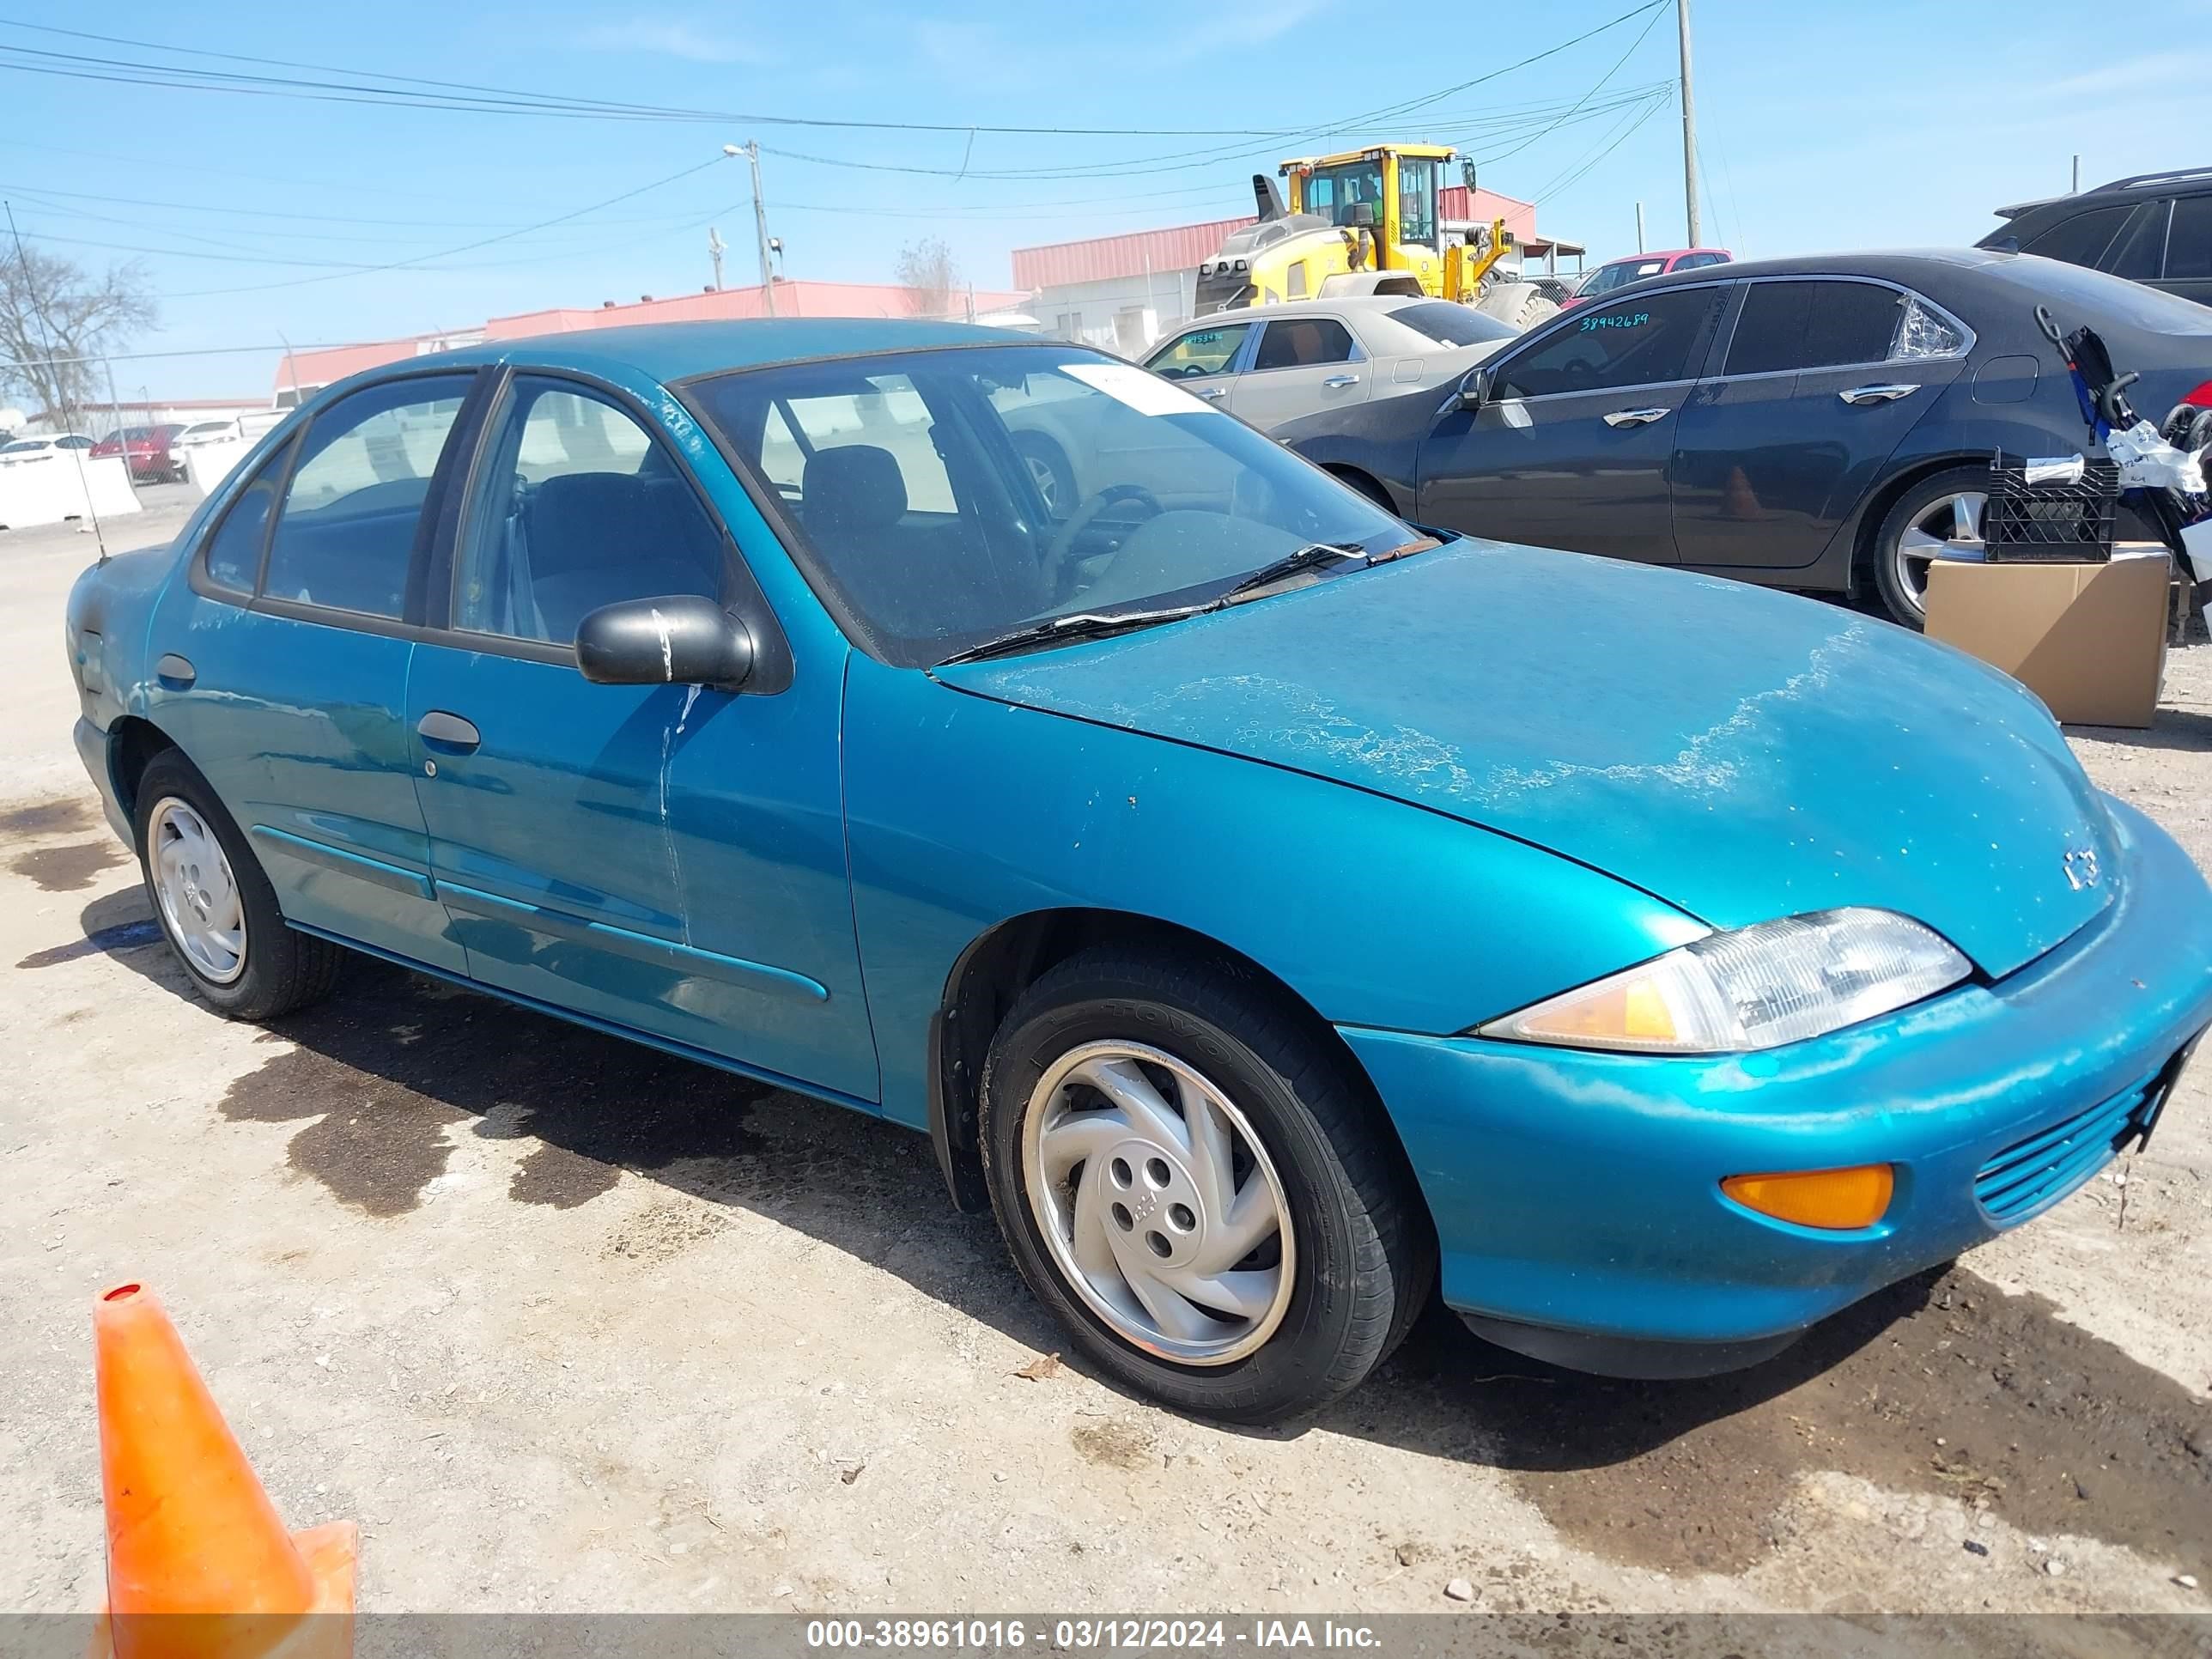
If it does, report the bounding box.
[1580,311,1651,332]
[1063,362,1224,416]
[1498,399,1533,429]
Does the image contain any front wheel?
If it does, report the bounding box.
[980,949,1432,1424]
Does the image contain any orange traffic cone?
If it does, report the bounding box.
[89,1283,354,1659]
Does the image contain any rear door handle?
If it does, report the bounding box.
[1322,374,1360,388]
[1601,406,1671,428]
[416,711,480,751]
[1838,383,1919,405]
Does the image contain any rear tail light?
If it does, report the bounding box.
[2181,380,2212,408]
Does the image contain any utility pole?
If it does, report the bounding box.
[2071,154,2081,193]
[1635,200,1646,253]
[1676,0,1701,246]
[708,226,726,292]
[744,143,776,316]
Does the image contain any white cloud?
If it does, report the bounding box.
[575,20,770,64]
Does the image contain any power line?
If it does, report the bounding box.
[164,156,727,299]
[0,21,1286,137]
[1475,4,1668,168]
[0,1,1667,185]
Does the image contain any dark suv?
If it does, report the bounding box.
[1978,167,2212,306]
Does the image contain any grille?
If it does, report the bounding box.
[1974,1068,2160,1225]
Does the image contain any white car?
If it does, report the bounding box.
[0,432,96,465]
[1139,297,1519,432]
[174,418,243,450]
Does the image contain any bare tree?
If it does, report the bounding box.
[0,242,157,423]
[893,236,962,319]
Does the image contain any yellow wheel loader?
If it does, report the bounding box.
[1192,144,1557,328]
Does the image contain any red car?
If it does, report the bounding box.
[1560,247,1733,309]
[91,423,188,483]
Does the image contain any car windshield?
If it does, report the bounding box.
[1583,258,1667,296]
[2,439,42,453]
[1388,301,1516,347]
[689,343,1413,667]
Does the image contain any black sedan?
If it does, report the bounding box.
[1276,250,2212,625]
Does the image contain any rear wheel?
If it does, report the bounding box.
[980,948,1432,1424]
[1871,464,1993,628]
[134,750,342,1021]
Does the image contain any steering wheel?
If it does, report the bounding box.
[1042,483,1164,601]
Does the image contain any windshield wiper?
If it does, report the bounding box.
[935,605,1208,666]
[1218,540,1369,601]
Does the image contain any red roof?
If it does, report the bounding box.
[275,279,1024,397]
[1009,187,1540,289]
[1012,218,1256,290]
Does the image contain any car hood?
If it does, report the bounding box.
[934,539,2115,978]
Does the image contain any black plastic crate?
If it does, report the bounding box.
[1983,454,2119,562]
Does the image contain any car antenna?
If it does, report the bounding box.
[4,199,110,565]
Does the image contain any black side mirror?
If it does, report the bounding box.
[574,594,754,690]
[1455,364,1492,411]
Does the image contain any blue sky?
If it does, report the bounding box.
[2,0,2204,399]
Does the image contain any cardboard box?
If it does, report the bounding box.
[1924,556,2168,728]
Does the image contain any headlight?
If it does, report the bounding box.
[1476,908,1971,1054]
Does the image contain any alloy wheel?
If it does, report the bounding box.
[1023,1041,1295,1366]
[1892,489,1987,617]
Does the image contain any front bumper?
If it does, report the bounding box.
[1342,794,2212,1367]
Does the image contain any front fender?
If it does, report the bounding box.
[842,655,1705,1132]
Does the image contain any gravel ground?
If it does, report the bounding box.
[3,498,2208,1620]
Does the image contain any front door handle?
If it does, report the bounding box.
[1838,383,1920,405]
[1196,385,1229,400]
[1322,374,1360,388]
[416,711,480,751]
[1601,406,1671,428]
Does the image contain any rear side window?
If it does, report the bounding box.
[2101,201,2171,279]
[201,437,295,592]
[1146,324,1250,379]
[1723,281,1905,375]
[2022,204,2134,268]
[1388,301,1515,347]
[1252,318,1356,370]
[263,376,470,617]
[2166,196,2212,280]
[1492,289,1720,399]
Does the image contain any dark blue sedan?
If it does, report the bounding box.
[63,319,2212,1422]
[1279,249,2212,625]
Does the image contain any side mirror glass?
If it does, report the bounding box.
[574,593,754,690]
[1455,365,1492,410]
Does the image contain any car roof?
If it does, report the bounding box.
[1164,297,1443,332]
[1599,248,1723,264]
[1994,167,2212,220]
[378,317,1020,387]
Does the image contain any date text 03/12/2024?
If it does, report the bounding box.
[804,1620,1382,1650]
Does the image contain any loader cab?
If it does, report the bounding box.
[1284,145,1449,259]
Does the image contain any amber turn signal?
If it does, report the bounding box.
[1721,1164,1894,1231]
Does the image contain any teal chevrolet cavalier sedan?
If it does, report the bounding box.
[64,318,2212,1422]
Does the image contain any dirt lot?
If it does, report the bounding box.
[3,498,2209,1618]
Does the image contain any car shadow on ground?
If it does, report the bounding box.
[40,884,2212,1581]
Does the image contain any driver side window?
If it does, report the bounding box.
[1145,323,1251,380]
[1492,289,1720,400]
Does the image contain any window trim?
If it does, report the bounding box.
[1244,315,1366,376]
[1483,277,1734,405]
[1709,275,1976,386]
[422,362,794,694]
